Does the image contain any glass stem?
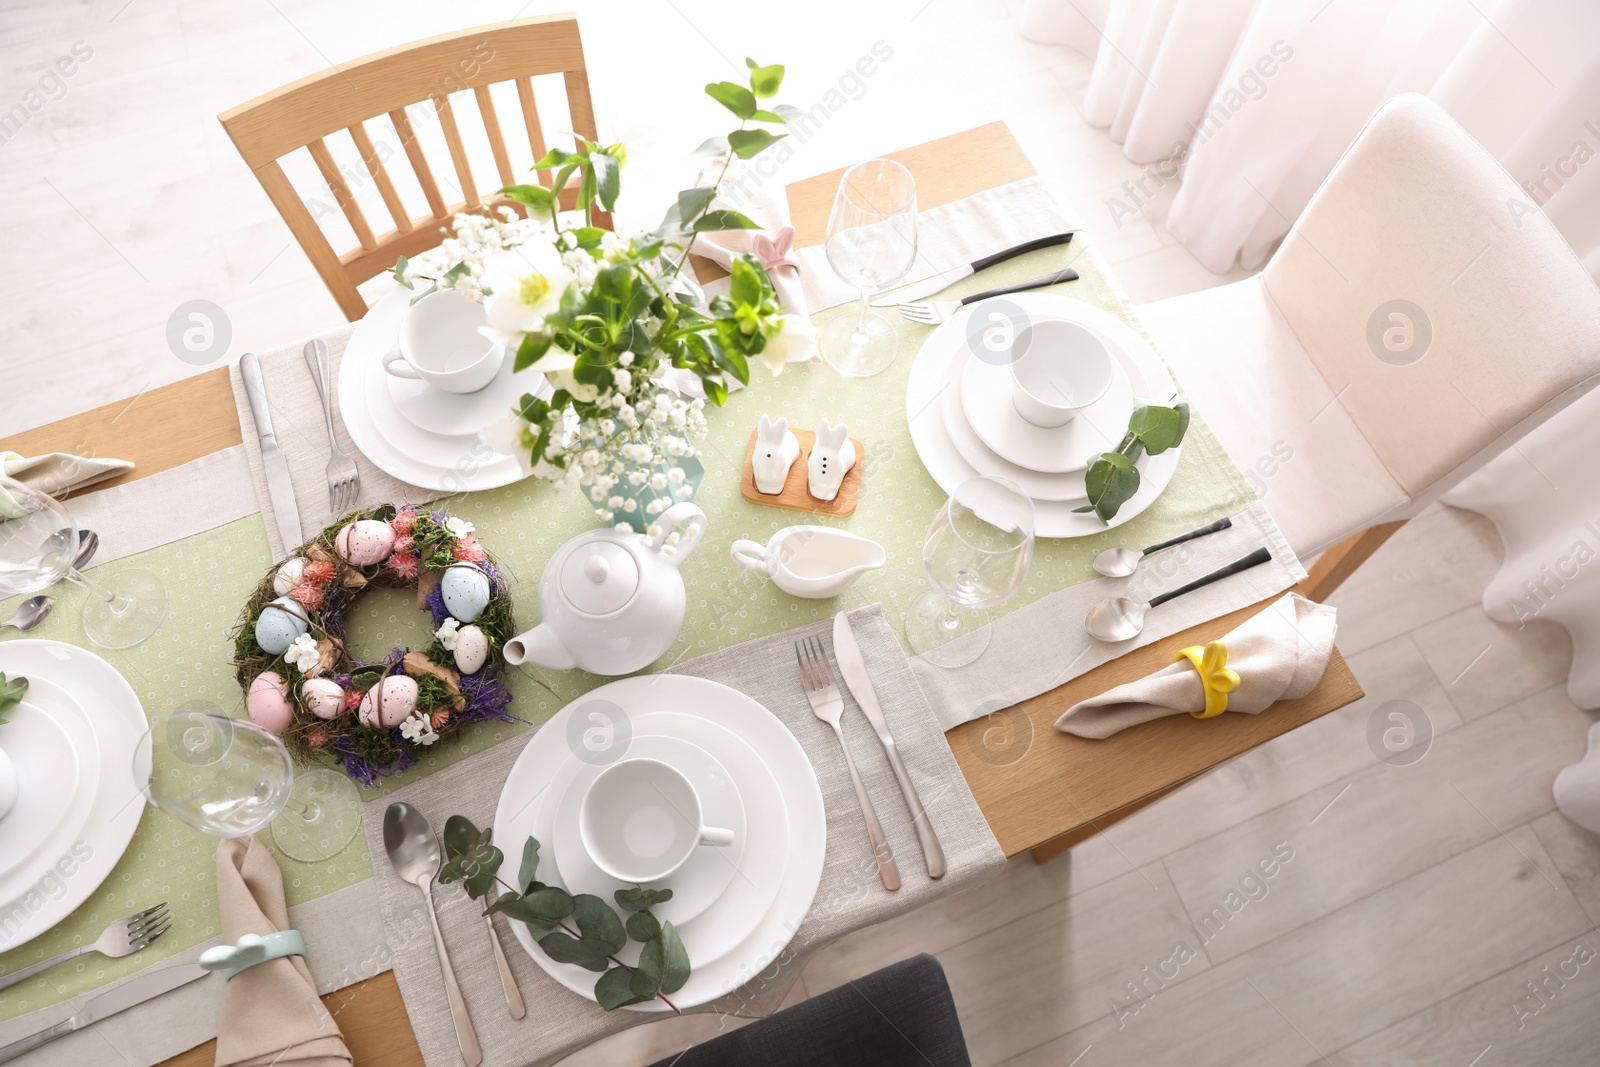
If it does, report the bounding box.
[63,566,132,614]
[284,796,322,823]
[853,289,871,340]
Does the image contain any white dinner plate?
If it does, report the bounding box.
[0,641,145,952]
[493,676,825,1011]
[339,288,533,491]
[959,342,1132,474]
[940,364,1093,502]
[908,293,1183,538]
[551,734,748,930]
[0,683,86,883]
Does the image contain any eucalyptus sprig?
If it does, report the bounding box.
[1074,402,1190,522]
[0,673,25,726]
[439,816,690,1012]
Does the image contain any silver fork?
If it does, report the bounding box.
[898,267,1081,325]
[303,338,360,515]
[795,636,901,891]
[0,904,171,992]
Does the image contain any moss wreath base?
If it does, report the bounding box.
[232,503,519,785]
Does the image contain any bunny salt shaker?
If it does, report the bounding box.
[752,414,801,494]
[807,418,857,502]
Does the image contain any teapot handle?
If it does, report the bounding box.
[648,502,707,559]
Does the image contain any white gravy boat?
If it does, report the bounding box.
[730,526,886,599]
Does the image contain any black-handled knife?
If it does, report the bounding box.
[871,230,1080,306]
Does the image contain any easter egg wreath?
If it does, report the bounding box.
[232,504,519,786]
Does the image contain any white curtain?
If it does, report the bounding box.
[1021,0,1600,278]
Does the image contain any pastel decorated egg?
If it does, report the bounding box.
[300,677,345,720]
[247,671,294,733]
[336,520,396,567]
[272,557,307,596]
[440,563,491,623]
[254,596,308,656]
[358,675,419,729]
[454,624,489,674]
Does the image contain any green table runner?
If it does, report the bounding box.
[0,234,1254,1022]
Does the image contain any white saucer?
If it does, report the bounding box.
[0,690,83,880]
[386,344,549,438]
[0,645,139,953]
[907,293,1184,538]
[941,357,1092,502]
[494,676,824,1012]
[552,734,747,930]
[960,341,1132,473]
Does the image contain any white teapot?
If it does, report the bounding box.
[504,503,707,676]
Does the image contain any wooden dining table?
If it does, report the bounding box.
[3,121,1367,1067]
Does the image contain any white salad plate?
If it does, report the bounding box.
[551,734,748,931]
[940,370,1092,503]
[493,675,825,1012]
[387,341,545,438]
[0,641,145,952]
[959,341,1133,474]
[340,287,541,491]
[908,293,1183,538]
[0,680,89,884]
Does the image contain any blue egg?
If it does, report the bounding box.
[255,596,309,656]
[440,564,492,623]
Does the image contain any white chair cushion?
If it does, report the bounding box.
[1141,277,1408,555]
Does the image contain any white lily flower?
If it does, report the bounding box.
[760,314,818,375]
[482,238,574,336]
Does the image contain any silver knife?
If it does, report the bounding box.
[0,962,210,1062]
[870,230,1080,307]
[240,351,304,548]
[832,612,947,879]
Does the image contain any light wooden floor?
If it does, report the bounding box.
[7,2,1598,1065]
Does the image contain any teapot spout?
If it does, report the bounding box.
[504,624,576,670]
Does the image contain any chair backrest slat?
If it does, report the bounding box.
[307,137,377,251]
[348,121,412,234]
[516,77,552,185]
[219,15,602,321]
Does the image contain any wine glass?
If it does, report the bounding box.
[821,159,918,377]
[134,703,361,862]
[906,476,1035,668]
[0,473,167,649]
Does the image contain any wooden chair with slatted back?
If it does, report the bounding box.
[219,14,604,321]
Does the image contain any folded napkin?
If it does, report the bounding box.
[0,450,133,515]
[214,836,352,1067]
[1055,594,1337,739]
[689,157,819,367]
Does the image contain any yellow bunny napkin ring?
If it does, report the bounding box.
[1176,640,1240,719]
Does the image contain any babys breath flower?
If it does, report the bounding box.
[619,351,635,367]
[599,418,615,435]
[650,472,668,491]
[285,633,320,672]
[612,369,632,392]
[623,498,638,512]
[445,516,475,538]
[667,467,686,484]
[646,524,662,539]
[435,618,461,650]
[401,714,439,746]
[614,523,633,535]
[608,495,625,508]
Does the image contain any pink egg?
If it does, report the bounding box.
[300,677,345,720]
[246,671,294,734]
[358,675,419,728]
[336,520,396,567]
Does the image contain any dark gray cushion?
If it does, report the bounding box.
[644,954,970,1067]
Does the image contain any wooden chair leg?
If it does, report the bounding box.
[1294,521,1407,602]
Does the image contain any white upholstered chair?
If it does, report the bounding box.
[1140,93,1600,559]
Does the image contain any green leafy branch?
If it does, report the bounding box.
[439,817,689,1012]
[1074,402,1190,522]
[0,672,24,726]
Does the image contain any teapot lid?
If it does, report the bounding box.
[559,540,640,615]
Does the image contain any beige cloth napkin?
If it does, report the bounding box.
[1054,593,1338,739]
[214,836,352,1067]
[0,450,132,513]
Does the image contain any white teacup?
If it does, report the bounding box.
[1009,319,1114,427]
[579,757,735,883]
[384,289,504,394]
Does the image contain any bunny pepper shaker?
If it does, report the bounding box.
[808,418,857,501]
[752,414,801,494]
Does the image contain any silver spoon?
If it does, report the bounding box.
[383,803,482,1067]
[1092,516,1233,578]
[73,529,99,570]
[1,596,53,633]
[1085,547,1272,642]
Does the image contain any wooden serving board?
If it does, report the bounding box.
[740,427,864,516]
